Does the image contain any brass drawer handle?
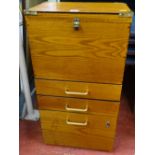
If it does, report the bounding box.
[65,104,88,112]
[73,17,80,30]
[65,88,89,96]
[66,118,88,126]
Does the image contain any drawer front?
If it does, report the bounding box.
[40,110,117,138]
[40,110,117,150]
[35,79,122,101]
[26,13,130,84]
[37,95,120,116]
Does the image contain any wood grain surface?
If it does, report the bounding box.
[26,14,130,84]
[40,110,117,132]
[25,3,132,151]
[35,79,122,101]
[40,110,118,151]
[28,2,131,14]
[37,95,120,116]
[42,129,114,151]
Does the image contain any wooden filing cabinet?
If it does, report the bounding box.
[25,2,132,151]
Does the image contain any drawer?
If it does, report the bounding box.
[40,110,117,137]
[35,79,122,101]
[40,110,117,150]
[37,95,120,116]
[26,13,130,84]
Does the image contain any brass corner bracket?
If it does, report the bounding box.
[24,10,38,16]
[119,11,134,17]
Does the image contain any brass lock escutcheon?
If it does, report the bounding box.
[106,121,111,128]
[73,17,80,30]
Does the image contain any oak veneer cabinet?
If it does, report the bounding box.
[25,2,133,151]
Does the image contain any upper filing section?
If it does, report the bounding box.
[27,2,131,14]
[25,2,132,84]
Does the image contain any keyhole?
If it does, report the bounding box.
[106,121,111,128]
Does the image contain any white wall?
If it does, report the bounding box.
[26,0,46,9]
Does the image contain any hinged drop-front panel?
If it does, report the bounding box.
[26,13,131,84]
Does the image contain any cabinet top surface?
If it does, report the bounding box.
[28,2,131,14]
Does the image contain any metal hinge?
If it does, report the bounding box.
[24,10,38,16]
[118,11,134,17]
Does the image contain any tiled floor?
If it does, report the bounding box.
[19,97,135,155]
